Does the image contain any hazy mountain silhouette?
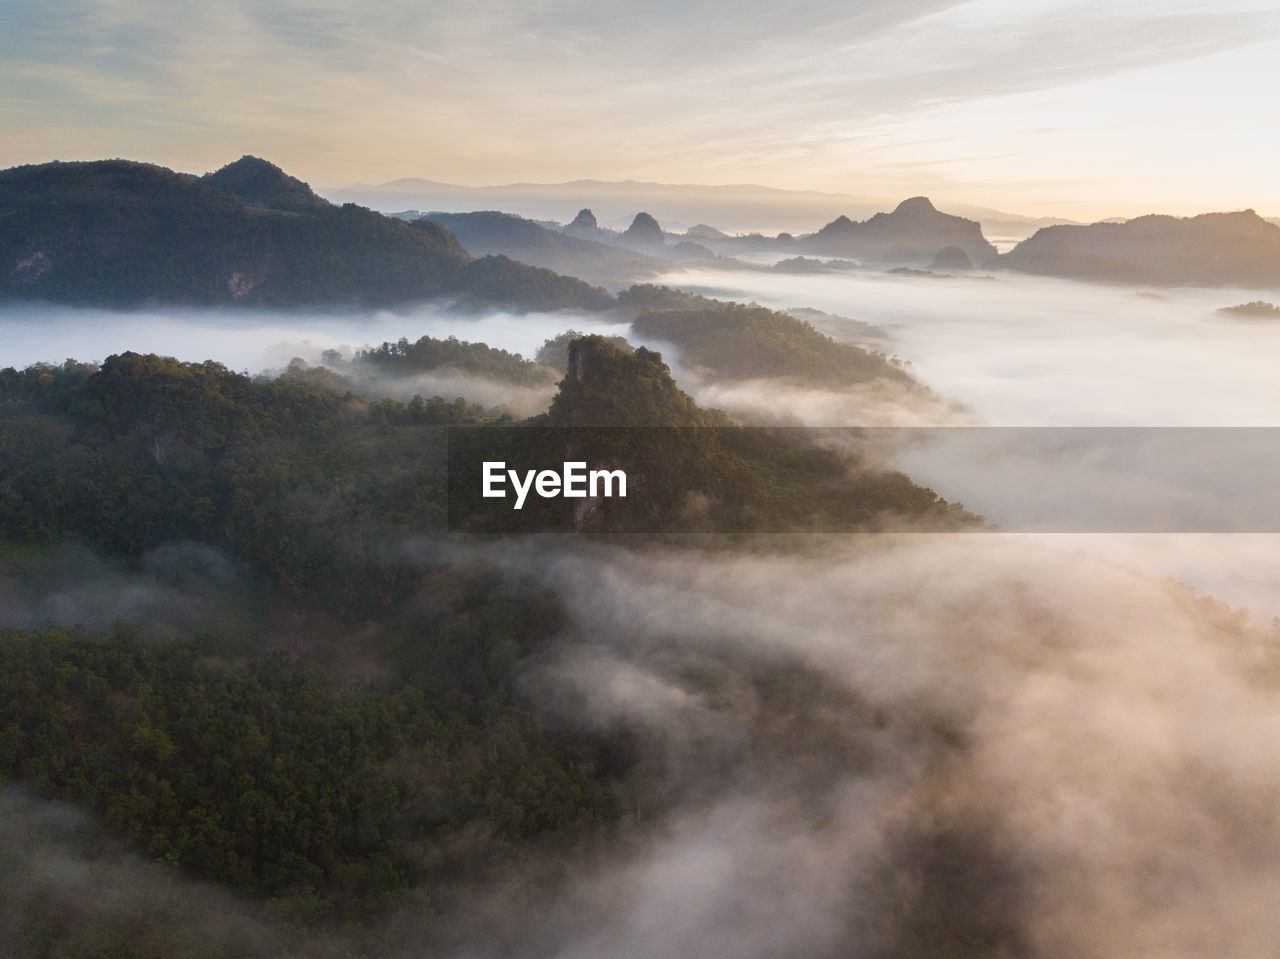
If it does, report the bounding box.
[423,210,668,290]
[799,197,997,265]
[564,208,609,240]
[686,223,730,241]
[619,212,666,252]
[997,210,1280,287]
[329,176,1069,238]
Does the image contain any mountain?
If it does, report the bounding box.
[330,177,896,234]
[198,155,328,212]
[619,211,665,252]
[329,177,1067,239]
[422,210,667,290]
[449,335,969,532]
[996,210,1280,287]
[686,223,729,241]
[798,197,997,265]
[629,296,914,386]
[0,158,612,310]
[564,207,608,240]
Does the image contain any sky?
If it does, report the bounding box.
[3,0,1279,219]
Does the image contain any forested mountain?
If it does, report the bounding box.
[198,154,330,212]
[996,209,1280,287]
[0,158,611,310]
[450,336,966,532]
[627,289,914,386]
[0,353,475,611]
[0,331,968,946]
[1,338,962,554]
[536,328,633,370]
[355,332,558,385]
[0,353,613,926]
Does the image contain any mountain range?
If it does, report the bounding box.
[328,176,1070,239]
[996,210,1280,287]
[0,156,612,311]
[421,210,671,290]
[795,196,996,265]
[6,155,1279,305]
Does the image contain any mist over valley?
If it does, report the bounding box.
[5,147,1280,958]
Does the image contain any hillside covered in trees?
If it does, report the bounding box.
[627,290,914,386]
[0,157,612,310]
[0,334,974,949]
[354,333,559,386]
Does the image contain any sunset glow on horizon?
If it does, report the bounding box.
[4,0,1279,221]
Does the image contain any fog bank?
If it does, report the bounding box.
[655,267,1280,426]
[428,535,1280,958]
[0,304,629,375]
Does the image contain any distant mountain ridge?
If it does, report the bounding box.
[422,197,992,279]
[421,210,668,290]
[329,176,1071,238]
[997,209,1280,287]
[420,209,718,289]
[798,196,997,265]
[0,157,612,310]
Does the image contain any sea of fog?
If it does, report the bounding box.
[650,266,1280,619]
[7,274,1280,954]
[656,266,1280,427]
[7,272,1280,616]
[0,302,631,373]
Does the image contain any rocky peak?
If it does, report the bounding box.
[620,212,665,250]
[551,335,703,427]
[563,207,603,240]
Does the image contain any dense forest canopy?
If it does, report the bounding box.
[0,336,973,946]
[354,334,558,385]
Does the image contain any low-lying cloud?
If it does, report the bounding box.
[0,303,630,378]
[408,534,1280,958]
[655,267,1280,426]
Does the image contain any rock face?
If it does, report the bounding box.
[800,197,997,266]
[619,212,666,252]
[551,335,701,427]
[563,208,601,239]
[996,210,1280,287]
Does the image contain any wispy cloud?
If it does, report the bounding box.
[2,0,1277,214]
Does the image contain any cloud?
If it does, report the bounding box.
[3,0,1277,207]
[399,533,1280,958]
